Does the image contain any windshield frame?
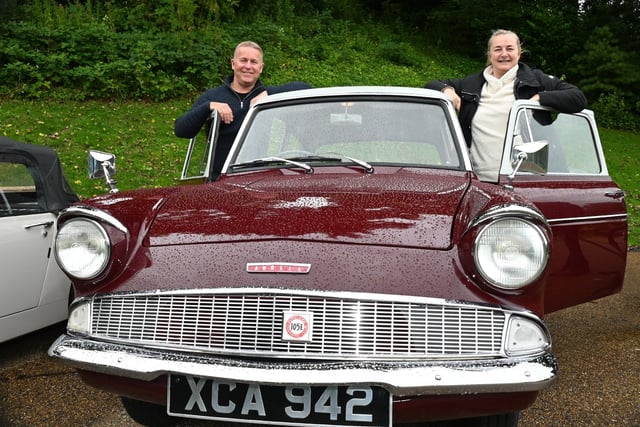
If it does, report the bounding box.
[223,92,469,175]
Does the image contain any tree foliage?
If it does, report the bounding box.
[0,19,230,100]
[2,0,639,129]
[370,0,640,128]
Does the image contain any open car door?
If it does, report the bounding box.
[180,110,221,184]
[498,101,628,313]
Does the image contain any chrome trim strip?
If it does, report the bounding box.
[469,204,549,230]
[79,287,537,308]
[60,205,129,234]
[547,213,628,224]
[49,334,557,396]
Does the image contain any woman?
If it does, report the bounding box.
[425,29,587,182]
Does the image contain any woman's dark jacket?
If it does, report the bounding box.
[425,63,587,147]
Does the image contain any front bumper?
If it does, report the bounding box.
[49,334,557,397]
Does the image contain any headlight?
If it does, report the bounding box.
[55,218,110,279]
[473,218,548,289]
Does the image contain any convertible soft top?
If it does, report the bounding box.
[0,136,78,212]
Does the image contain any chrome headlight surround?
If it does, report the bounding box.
[472,208,550,290]
[55,217,111,280]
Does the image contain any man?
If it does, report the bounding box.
[175,40,310,177]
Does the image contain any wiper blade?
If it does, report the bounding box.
[290,153,374,174]
[230,157,313,173]
[341,155,374,174]
[231,154,374,175]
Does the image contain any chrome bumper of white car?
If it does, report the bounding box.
[49,334,557,397]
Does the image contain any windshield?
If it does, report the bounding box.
[229,98,462,170]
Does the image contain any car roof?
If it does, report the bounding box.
[256,86,449,105]
[0,136,78,212]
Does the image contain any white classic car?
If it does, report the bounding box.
[0,136,78,342]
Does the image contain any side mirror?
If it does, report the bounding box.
[88,150,119,193]
[505,141,549,189]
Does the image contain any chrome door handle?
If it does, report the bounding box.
[604,190,625,199]
[24,220,54,229]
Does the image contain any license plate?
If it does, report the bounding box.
[168,374,391,426]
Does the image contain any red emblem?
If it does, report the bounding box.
[246,262,311,274]
[282,311,313,341]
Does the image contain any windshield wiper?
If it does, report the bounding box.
[229,157,313,174]
[341,155,374,174]
[287,154,374,174]
[230,154,374,175]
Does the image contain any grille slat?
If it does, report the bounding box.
[89,292,506,359]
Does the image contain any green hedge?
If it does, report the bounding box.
[0,21,231,100]
[2,0,638,130]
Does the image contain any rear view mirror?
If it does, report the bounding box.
[330,113,362,124]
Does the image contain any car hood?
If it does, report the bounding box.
[148,169,471,249]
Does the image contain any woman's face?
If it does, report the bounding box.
[488,33,521,78]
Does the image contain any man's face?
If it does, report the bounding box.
[488,34,521,78]
[231,46,264,89]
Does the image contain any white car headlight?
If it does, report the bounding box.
[55,218,110,279]
[473,218,548,290]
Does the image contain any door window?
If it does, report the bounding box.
[0,160,45,217]
[510,109,602,176]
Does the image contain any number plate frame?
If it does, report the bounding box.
[168,374,392,426]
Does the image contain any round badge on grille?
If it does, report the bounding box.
[282,311,313,342]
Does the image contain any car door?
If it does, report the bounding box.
[0,157,55,318]
[498,101,628,313]
[180,110,221,184]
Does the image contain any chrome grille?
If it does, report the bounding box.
[89,290,506,359]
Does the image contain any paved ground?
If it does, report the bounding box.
[1,252,638,427]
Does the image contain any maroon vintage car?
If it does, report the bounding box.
[49,87,627,427]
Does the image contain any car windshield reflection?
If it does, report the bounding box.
[230,99,463,171]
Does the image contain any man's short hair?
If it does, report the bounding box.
[234,41,263,60]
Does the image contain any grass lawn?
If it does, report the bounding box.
[600,127,639,249]
[1,99,638,248]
